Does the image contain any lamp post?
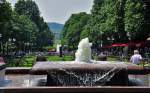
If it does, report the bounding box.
[100,32,103,48]
[127,32,131,55]
[8,38,16,54]
[0,34,2,54]
[25,42,30,53]
[107,37,114,53]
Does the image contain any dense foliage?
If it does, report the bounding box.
[14,0,54,50]
[62,0,150,50]
[61,12,90,50]
[0,0,54,57]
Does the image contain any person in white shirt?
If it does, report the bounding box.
[130,50,142,65]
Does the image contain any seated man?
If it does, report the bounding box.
[130,50,142,65]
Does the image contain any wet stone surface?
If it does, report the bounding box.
[3,74,150,87]
[4,75,47,87]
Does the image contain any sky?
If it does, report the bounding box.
[8,0,94,24]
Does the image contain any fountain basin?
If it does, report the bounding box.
[0,63,5,79]
[3,86,150,93]
[1,64,150,93]
[31,61,145,86]
[0,63,6,87]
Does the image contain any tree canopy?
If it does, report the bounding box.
[0,0,54,56]
[61,12,90,50]
[61,0,150,50]
[14,0,54,50]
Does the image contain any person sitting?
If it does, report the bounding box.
[130,50,142,65]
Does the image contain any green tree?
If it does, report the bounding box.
[15,0,54,50]
[125,0,144,41]
[140,0,150,40]
[81,0,117,48]
[61,12,90,50]
[11,12,38,52]
[15,0,40,22]
[62,0,150,51]
[0,0,12,54]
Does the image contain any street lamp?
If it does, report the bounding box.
[107,37,114,44]
[8,38,16,43]
[24,42,30,53]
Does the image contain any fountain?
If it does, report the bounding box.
[75,38,92,63]
[2,38,150,93]
[31,38,132,86]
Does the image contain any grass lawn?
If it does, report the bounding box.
[22,56,36,67]
[7,55,74,67]
[107,57,118,61]
[46,55,74,61]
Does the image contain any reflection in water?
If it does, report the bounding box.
[128,75,149,86]
[4,75,47,87]
[0,79,12,87]
[129,78,144,86]
[3,74,149,87]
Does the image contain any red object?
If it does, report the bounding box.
[120,43,128,47]
[102,41,146,48]
[102,43,128,48]
[111,43,128,47]
[128,41,145,47]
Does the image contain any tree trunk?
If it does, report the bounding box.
[116,0,128,43]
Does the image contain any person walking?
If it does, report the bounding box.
[130,50,142,65]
